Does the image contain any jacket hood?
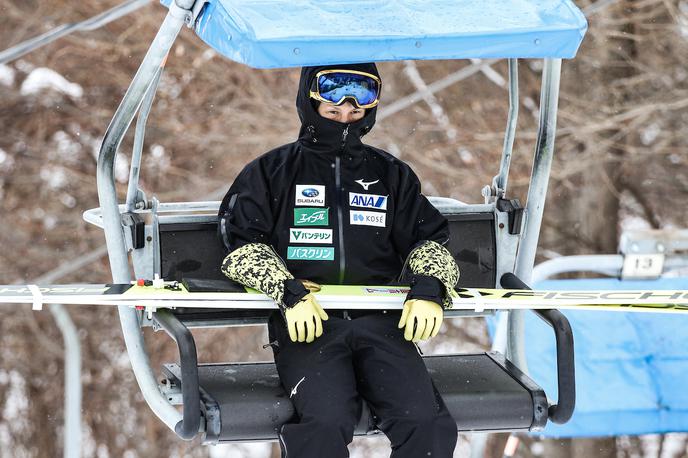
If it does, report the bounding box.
[296,63,379,154]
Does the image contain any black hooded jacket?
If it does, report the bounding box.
[219,63,449,290]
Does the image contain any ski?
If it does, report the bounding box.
[0,283,687,313]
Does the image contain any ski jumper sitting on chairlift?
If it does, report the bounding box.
[218,63,460,458]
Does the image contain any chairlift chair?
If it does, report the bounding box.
[84,0,587,443]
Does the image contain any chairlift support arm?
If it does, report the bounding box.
[96,0,203,436]
[488,58,519,201]
[508,58,563,370]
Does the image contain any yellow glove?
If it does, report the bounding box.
[397,299,443,342]
[285,293,329,343]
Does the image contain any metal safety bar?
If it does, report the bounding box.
[153,309,201,440]
[500,273,575,424]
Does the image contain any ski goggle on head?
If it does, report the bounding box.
[309,69,382,109]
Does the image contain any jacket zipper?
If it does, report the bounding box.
[279,424,289,457]
[336,125,349,284]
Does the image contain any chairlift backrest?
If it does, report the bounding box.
[147,198,516,326]
[158,200,500,288]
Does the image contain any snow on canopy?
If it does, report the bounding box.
[490,277,688,437]
[160,0,587,68]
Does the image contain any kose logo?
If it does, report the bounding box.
[350,210,386,227]
[302,188,319,197]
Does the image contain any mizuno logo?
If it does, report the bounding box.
[355,179,379,191]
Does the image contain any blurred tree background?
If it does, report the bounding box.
[0,0,686,456]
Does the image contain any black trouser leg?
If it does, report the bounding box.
[268,313,360,458]
[352,312,458,458]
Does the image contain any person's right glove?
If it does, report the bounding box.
[398,299,444,342]
[285,293,329,343]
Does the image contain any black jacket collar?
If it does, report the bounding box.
[295,63,379,155]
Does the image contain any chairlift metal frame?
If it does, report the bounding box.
[86,0,585,442]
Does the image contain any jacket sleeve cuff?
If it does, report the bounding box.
[220,243,294,309]
[405,240,460,309]
[406,275,445,308]
[282,279,309,308]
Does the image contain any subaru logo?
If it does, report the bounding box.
[302,188,319,198]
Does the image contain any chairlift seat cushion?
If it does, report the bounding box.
[163,352,547,443]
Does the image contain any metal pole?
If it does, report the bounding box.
[492,58,519,199]
[48,305,81,458]
[508,58,562,369]
[97,2,194,433]
[126,67,163,212]
[0,0,150,65]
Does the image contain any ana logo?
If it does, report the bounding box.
[350,210,386,228]
[294,208,329,226]
[289,228,333,244]
[355,179,379,191]
[302,188,319,198]
[295,185,325,207]
[349,192,388,210]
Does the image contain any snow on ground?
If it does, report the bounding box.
[115,154,130,183]
[150,144,171,172]
[40,165,68,189]
[0,147,14,172]
[51,130,83,163]
[0,64,15,87]
[680,1,688,38]
[20,67,83,98]
[640,122,661,145]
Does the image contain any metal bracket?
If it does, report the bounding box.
[619,229,688,279]
[122,212,146,250]
[189,1,209,28]
[496,198,524,235]
[171,0,209,29]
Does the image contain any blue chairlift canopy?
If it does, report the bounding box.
[490,278,688,437]
[162,0,587,68]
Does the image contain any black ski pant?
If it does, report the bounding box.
[268,310,458,458]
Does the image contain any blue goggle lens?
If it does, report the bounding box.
[317,72,379,106]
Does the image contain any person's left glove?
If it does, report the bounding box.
[397,299,443,342]
[285,293,329,343]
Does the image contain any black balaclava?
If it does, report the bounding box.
[296,63,380,154]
